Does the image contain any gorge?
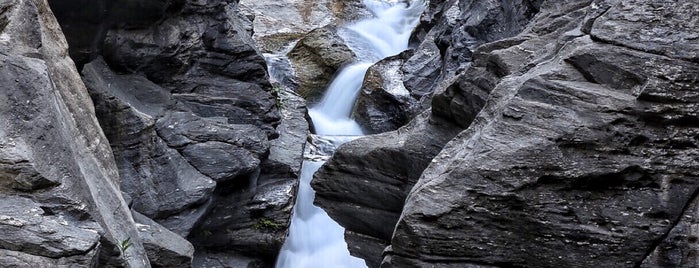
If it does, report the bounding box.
[1,0,698,267]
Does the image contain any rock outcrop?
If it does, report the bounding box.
[387,0,699,267]
[0,0,149,266]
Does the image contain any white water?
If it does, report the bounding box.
[276,1,424,267]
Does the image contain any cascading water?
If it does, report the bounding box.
[275,1,424,267]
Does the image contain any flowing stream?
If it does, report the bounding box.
[275,1,424,267]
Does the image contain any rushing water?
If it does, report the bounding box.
[275,1,424,267]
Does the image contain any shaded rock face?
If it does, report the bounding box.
[0,0,150,266]
[48,0,306,266]
[387,0,699,267]
[313,112,462,267]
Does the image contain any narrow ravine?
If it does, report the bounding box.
[274,0,424,267]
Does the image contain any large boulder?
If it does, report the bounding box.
[352,52,421,134]
[312,111,462,267]
[0,0,149,266]
[287,25,356,102]
[387,0,699,267]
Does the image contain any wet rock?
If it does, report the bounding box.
[133,211,194,268]
[312,111,462,267]
[1,0,149,265]
[353,51,421,134]
[387,0,699,267]
[287,25,356,102]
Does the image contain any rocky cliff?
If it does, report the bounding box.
[2,0,698,267]
[314,0,699,267]
[2,0,311,266]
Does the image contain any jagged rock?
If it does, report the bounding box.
[133,211,194,268]
[287,25,356,102]
[82,58,216,228]
[312,111,462,267]
[0,0,149,266]
[353,51,421,133]
[387,1,699,267]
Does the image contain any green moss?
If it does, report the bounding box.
[253,218,282,231]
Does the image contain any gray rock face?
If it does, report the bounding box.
[133,211,195,268]
[287,25,357,102]
[387,0,699,267]
[313,112,462,267]
[0,0,149,266]
[82,58,217,233]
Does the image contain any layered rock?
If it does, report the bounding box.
[387,0,699,267]
[0,0,149,266]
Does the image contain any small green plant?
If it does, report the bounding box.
[118,237,132,255]
[253,218,282,231]
[203,230,213,237]
[271,85,285,109]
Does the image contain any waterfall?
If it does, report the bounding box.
[275,0,424,267]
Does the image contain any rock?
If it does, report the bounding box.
[1,0,149,266]
[193,250,267,268]
[189,177,297,265]
[182,141,260,182]
[641,194,699,268]
[239,0,367,53]
[387,0,699,267]
[402,0,543,106]
[82,58,216,226]
[312,111,462,267]
[287,25,356,102]
[0,195,101,259]
[590,0,698,62]
[258,87,309,179]
[133,211,194,268]
[353,51,421,133]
